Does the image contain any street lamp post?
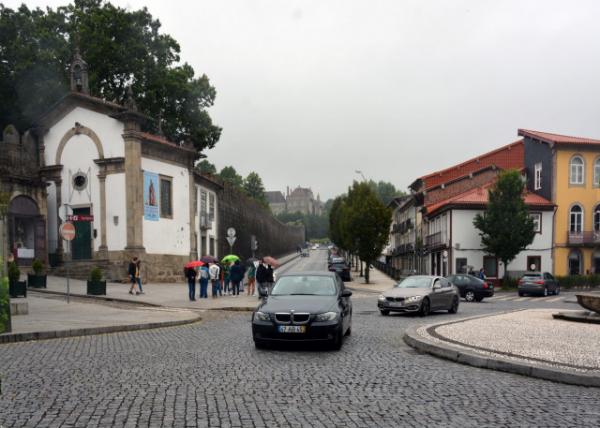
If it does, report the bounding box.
[355,170,367,182]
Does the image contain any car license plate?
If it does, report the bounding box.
[278,325,306,333]
[389,301,403,307]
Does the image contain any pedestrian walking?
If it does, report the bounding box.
[246,262,256,296]
[256,259,274,298]
[230,260,245,296]
[128,257,140,295]
[199,264,209,298]
[185,266,197,301]
[223,263,232,295]
[478,268,486,280]
[135,258,144,294]
[209,263,221,298]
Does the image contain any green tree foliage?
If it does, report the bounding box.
[367,180,405,206]
[195,160,217,175]
[329,184,391,283]
[243,172,267,206]
[277,211,329,240]
[0,0,221,153]
[473,170,536,280]
[219,166,243,188]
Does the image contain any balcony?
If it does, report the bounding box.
[426,231,448,249]
[567,231,600,246]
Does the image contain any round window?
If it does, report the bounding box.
[73,173,87,191]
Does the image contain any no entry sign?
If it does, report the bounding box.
[59,222,76,241]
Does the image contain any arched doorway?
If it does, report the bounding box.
[568,249,582,275]
[8,195,46,265]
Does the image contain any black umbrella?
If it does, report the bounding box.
[200,255,218,264]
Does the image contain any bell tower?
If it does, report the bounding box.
[70,48,89,94]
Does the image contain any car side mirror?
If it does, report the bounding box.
[341,289,352,297]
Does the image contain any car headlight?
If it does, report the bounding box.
[315,312,338,321]
[405,295,422,302]
[378,294,385,301]
[254,311,271,321]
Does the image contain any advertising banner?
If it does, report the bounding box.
[143,171,160,221]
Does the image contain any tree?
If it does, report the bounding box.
[243,172,267,206]
[367,180,405,206]
[219,166,243,188]
[195,160,216,175]
[344,182,392,283]
[473,170,536,282]
[0,0,221,153]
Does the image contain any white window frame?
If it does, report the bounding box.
[534,163,542,190]
[594,205,600,232]
[569,204,583,233]
[594,157,600,187]
[570,156,584,185]
[530,212,541,233]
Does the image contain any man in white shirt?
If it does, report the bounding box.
[209,263,221,298]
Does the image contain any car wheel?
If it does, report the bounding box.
[344,325,352,336]
[554,286,560,296]
[543,287,548,297]
[419,298,430,317]
[380,309,390,316]
[448,296,459,314]
[518,291,524,297]
[464,290,476,302]
[331,329,344,350]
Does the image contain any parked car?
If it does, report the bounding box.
[446,274,494,302]
[252,271,353,350]
[377,275,459,316]
[328,256,346,266]
[328,262,351,281]
[518,272,560,296]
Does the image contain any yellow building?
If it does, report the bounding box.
[520,129,600,275]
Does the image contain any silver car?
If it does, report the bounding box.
[377,275,460,316]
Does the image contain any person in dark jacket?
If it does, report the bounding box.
[229,260,246,296]
[185,267,197,301]
[128,257,140,295]
[256,259,274,298]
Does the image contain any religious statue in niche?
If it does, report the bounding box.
[147,180,157,206]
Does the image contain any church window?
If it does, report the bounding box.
[160,176,173,218]
[72,172,88,191]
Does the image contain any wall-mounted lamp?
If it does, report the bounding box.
[113,216,119,226]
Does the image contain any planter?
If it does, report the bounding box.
[27,273,47,289]
[9,280,27,298]
[87,280,106,296]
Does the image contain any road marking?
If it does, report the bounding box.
[491,296,518,301]
[546,297,563,302]
[515,297,529,302]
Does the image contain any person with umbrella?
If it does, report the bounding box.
[229,260,246,296]
[185,264,197,301]
[246,259,257,296]
[209,262,221,298]
[198,263,210,298]
[256,258,275,298]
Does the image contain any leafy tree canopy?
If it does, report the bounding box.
[366,180,405,206]
[0,0,221,153]
[195,159,217,175]
[219,166,243,188]
[243,172,267,206]
[277,211,329,240]
[473,170,536,279]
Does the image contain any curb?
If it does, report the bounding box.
[403,315,600,388]
[28,288,164,308]
[0,314,202,345]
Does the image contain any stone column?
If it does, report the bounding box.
[55,178,64,261]
[189,170,197,259]
[123,134,144,251]
[97,172,108,258]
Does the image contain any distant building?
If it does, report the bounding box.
[267,186,323,216]
[265,191,286,215]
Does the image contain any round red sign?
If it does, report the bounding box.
[60,222,76,241]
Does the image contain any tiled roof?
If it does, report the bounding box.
[420,140,524,190]
[266,191,286,204]
[518,129,600,146]
[425,179,554,216]
[138,132,197,153]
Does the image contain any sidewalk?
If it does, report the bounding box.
[31,252,301,312]
[404,309,600,387]
[345,267,396,294]
[1,294,201,343]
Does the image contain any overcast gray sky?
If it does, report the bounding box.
[9,0,600,199]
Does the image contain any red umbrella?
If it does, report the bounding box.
[184,260,205,268]
[263,256,279,268]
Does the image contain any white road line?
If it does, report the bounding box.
[515,297,529,302]
[546,297,563,302]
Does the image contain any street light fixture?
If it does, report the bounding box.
[355,170,367,182]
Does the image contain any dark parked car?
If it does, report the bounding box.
[518,272,560,296]
[377,275,459,316]
[252,271,353,350]
[328,262,351,281]
[446,274,494,302]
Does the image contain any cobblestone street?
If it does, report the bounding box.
[1,253,599,427]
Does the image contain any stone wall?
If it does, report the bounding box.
[218,182,305,261]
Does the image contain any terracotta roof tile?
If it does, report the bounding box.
[518,129,600,146]
[420,140,524,190]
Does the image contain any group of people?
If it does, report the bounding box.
[184,258,276,301]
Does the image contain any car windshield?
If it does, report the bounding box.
[271,276,337,296]
[395,276,432,288]
[523,273,542,279]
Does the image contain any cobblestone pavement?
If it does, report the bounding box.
[1,252,599,427]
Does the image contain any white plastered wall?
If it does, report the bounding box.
[142,157,190,255]
[106,173,127,251]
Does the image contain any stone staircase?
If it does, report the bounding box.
[50,260,111,281]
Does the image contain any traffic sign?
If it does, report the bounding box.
[227,227,236,238]
[67,214,94,222]
[60,222,76,241]
[226,236,236,247]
